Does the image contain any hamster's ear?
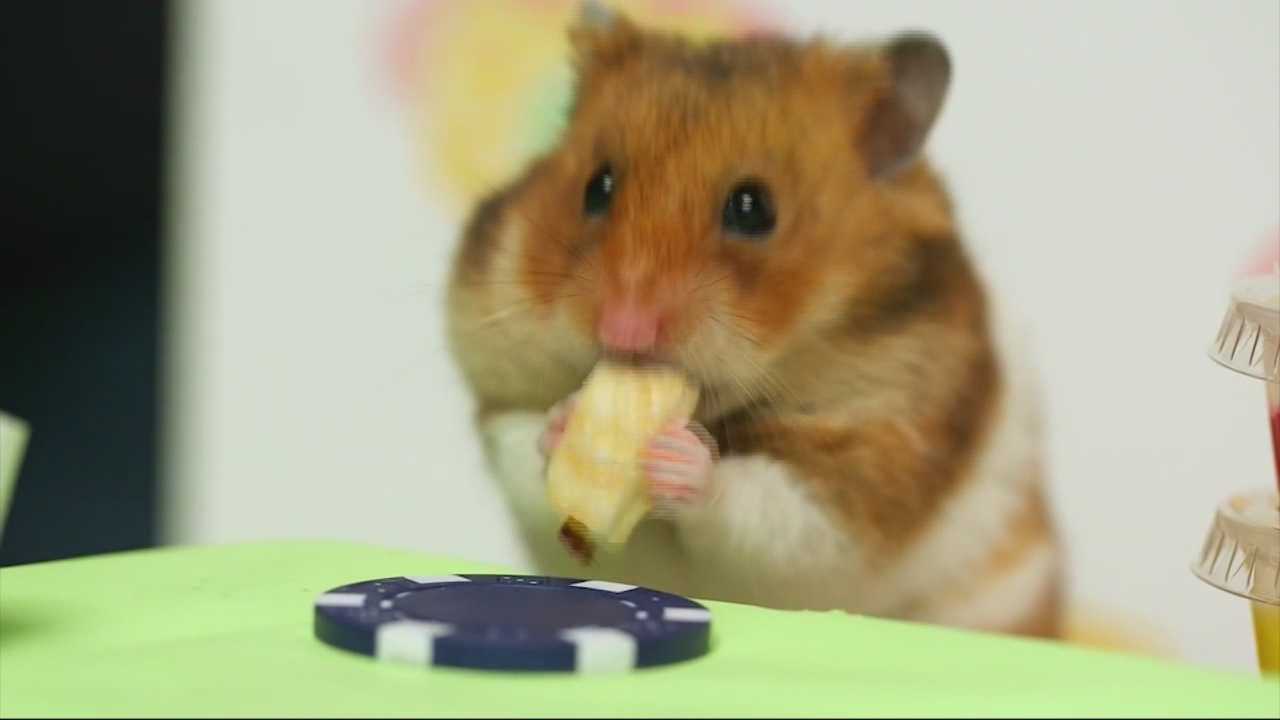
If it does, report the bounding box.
[569,1,641,69]
[860,32,951,179]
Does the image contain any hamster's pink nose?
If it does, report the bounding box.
[598,302,661,353]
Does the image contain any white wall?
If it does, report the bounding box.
[165,0,1279,673]
[164,0,528,565]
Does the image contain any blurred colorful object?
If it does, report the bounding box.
[1238,227,1280,279]
[0,410,30,543]
[384,0,778,214]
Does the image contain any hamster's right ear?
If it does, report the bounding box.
[860,32,952,180]
[569,1,641,69]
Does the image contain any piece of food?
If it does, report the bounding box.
[547,362,700,558]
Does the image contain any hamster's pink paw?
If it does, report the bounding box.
[538,392,580,460]
[643,421,718,517]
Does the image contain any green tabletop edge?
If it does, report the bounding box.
[1,539,1276,718]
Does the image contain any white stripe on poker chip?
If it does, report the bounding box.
[560,627,637,673]
[571,580,637,593]
[662,607,711,623]
[315,593,366,608]
[404,575,470,585]
[375,620,453,665]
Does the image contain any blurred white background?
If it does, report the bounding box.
[164,0,1279,672]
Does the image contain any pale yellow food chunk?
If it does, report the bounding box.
[547,362,699,548]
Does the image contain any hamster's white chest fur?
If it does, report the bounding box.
[475,313,1053,630]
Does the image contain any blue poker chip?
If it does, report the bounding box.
[313,574,712,673]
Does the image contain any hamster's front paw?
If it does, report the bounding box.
[643,421,719,518]
[537,392,580,460]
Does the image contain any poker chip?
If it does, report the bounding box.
[313,574,712,673]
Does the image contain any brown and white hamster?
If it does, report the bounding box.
[446,3,1062,638]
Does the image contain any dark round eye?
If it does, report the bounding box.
[583,164,614,216]
[722,181,775,238]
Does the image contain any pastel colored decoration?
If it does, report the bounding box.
[1239,227,1280,278]
[384,0,778,214]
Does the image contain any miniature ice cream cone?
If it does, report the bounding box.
[1199,230,1279,676]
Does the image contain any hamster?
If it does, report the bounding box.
[446,2,1063,639]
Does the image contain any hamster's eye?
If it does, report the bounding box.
[583,165,614,216]
[722,181,775,238]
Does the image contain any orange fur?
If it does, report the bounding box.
[446,8,1063,639]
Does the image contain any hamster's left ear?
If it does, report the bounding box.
[569,1,641,70]
[860,32,952,179]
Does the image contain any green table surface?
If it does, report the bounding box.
[1,540,1276,718]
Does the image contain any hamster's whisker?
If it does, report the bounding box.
[457,278,563,289]
[522,261,596,287]
[691,272,733,296]
[705,312,792,412]
[745,357,792,408]
[512,209,598,273]
[722,309,762,331]
[466,293,580,329]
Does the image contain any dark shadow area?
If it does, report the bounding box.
[0,1,169,566]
